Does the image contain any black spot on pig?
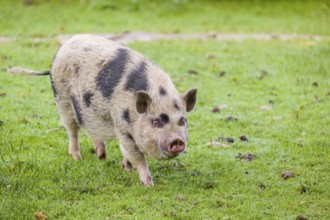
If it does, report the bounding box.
[159,86,167,96]
[125,61,149,92]
[96,48,130,99]
[49,73,57,97]
[160,113,170,124]
[83,91,94,107]
[71,96,84,125]
[122,109,131,124]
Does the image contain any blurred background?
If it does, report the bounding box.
[1,0,329,37]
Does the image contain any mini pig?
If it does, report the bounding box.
[9,34,197,186]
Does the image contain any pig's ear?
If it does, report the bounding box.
[183,88,197,112]
[136,91,152,114]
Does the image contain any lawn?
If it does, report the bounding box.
[0,0,330,219]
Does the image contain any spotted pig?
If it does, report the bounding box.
[9,34,197,186]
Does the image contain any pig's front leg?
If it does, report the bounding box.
[119,142,154,187]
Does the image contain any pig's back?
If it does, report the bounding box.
[50,34,177,141]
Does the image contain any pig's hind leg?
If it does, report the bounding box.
[93,140,107,160]
[57,101,82,160]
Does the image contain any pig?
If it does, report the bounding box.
[8,34,197,186]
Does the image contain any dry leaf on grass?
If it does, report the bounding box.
[236,153,256,161]
[282,171,295,180]
[206,141,229,148]
[34,212,48,220]
[259,105,272,111]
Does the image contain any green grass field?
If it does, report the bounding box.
[0,0,330,219]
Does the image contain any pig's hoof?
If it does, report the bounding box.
[97,152,107,160]
[122,159,133,172]
[140,176,154,187]
[71,153,82,160]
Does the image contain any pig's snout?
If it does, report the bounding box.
[159,135,186,158]
[168,138,185,154]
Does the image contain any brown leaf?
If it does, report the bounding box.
[205,52,217,59]
[240,135,248,142]
[258,183,266,190]
[187,69,198,75]
[296,215,308,220]
[34,212,48,220]
[236,153,256,161]
[225,116,238,122]
[219,71,226,77]
[211,106,220,113]
[282,171,295,180]
[174,195,185,201]
[216,136,235,143]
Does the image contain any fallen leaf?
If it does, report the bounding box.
[187,69,198,75]
[190,171,202,177]
[205,52,217,59]
[218,104,228,110]
[312,82,318,87]
[225,116,238,122]
[226,137,234,143]
[219,71,226,77]
[206,141,229,148]
[0,92,6,97]
[174,195,185,201]
[258,183,266,190]
[259,105,272,111]
[216,136,235,143]
[19,118,29,124]
[211,104,228,113]
[211,106,220,113]
[240,135,248,142]
[236,153,256,161]
[203,181,215,189]
[296,215,308,220]
[282,171,295,180]
[34,212,48,220]
[257,70,268,80]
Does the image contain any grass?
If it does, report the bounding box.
[1,0,330,219]
[0,0,330,37]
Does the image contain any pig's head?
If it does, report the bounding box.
[135,88,197,160]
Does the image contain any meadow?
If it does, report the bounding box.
[0,0,329,219]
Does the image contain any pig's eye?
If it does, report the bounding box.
[178,117,186,126]
[151,119,163,128]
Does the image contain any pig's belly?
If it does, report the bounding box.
[83,115,117,141]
